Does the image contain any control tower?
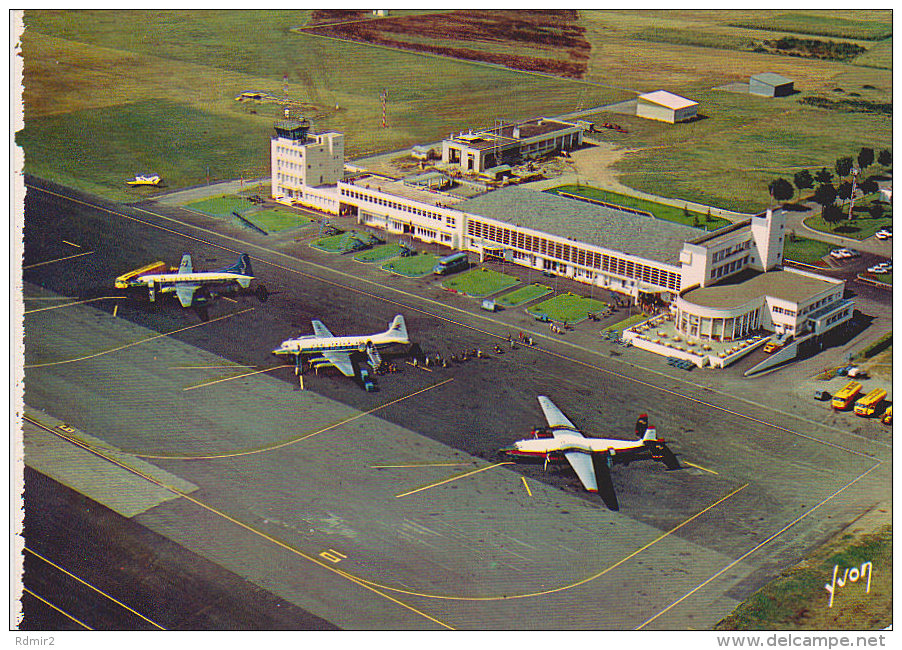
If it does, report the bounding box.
[271,118,344,201]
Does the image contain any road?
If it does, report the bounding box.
[17,177,891,630]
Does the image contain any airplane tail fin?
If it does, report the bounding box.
[641,425,659,442]
[178,254,192,274]
[387,315,408,342]
[222,253,253,277]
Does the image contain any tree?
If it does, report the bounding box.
[869,202,885,219]
[857,147,874,170]
[859,177,878,195]
[837,181,853,203]
[768,177,794,203]
[822,204,844,230]
[835,156,854,178]
[877,149,892,166]
[815,168,834,185]
[813,183,837,209]
[793,169,814,194]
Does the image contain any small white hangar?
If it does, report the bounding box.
[636,90,698,124]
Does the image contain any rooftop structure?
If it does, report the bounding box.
[749,73,795,97]
[681,268,839,308]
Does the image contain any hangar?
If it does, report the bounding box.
[749,72,795,97]
[636,90,698,123]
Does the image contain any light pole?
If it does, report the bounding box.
[847,167,860,220]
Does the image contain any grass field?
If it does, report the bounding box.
[547,184,732,230]
[19,10,892,214]
[381,253,438,277]
[527,292,608,324]
[185,195,253,217]
[244,209,315,232]
[716,523,891,630]
[495,283,553,307]
[441,268,520,297]
[603,313,649,334]
[353,243,404,263]
[801,194,892,240]
[311,231,358,253]
[783,235,835,265]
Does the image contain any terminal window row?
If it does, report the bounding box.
[341,187,445,223]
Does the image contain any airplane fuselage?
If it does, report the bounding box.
[136,272,253,288]
[274,333,405,356]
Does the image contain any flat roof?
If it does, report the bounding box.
[638,90,698,110]
[455,186,705,265]
[346,174,469,206]
[446,118,578,151]
[683,268,839,308]
[751,72,793,86]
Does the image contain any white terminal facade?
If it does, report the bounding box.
[270,118,852,349]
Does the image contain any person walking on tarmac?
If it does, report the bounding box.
[635,413,649,439]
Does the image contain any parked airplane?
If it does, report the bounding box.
[500,396,679,510]
[272,315,409,377]
[126,173,161,186]
[115,253,258,307]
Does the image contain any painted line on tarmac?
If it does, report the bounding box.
[25,547,166,630]
[24,308,255,369]
[24,296,127,314]
[23,250,94,269]
[682,461,718,475]
[521,476,533,496]
[636,461,882,630]
[28,185,885,459]
[170,365,258,369]
[61,239,81,248]
[370,463,471,469]
[23,587,94,630]
[134,377,456,460]
[25,415,454,630]
[183,364,292,391]
[395,462,514,498]
[339,482,750,601]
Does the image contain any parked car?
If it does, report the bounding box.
[814,389,831,401]
[875,229,892,240]
[868,262,892,274]
[830,248,857,259]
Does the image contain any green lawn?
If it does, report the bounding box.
[495,283,553,307]
[381,253,438,278]
[547,185,731,231]
[185,195,253,217]
[783,236,836,265]
[310,231,360,253]
[527,293,608,324]
[603,313,649,334]
[802,194,892,240]
[243,209,314,232]
[354,243,404,263]
[441,268,519,297]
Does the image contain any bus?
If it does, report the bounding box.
[854,388,887,417]
[433,252,469,275]
[831,381,862,411]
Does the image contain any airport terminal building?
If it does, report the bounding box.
[271,122,852,360]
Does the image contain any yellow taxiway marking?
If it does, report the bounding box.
[25,547,166,630]
[135,377,456,460]
[24,415,453,630]
[521,476,532,496]
[683,461,718,475]
[112,304,118,317]
[23,250,94,269]
[24,295,127,314]
[636,463,881,629]
[24,308,254,369]
[23,587,93,630]
[396,462,514,498]
[61,239,81,248]
[346,482,749,601]
[406,361,432,372]
[183,365,291,391]
[222,296,238,303]
[170,365,258,369]
[370,462,471,469]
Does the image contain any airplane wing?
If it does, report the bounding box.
[311,320,334,338]
[563,451,597,492]
[320,351,355,377]
[178,254,192,274]
[591,455,619,510]
[175,282,199,307]
[538,396,580,432]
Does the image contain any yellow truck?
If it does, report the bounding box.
[881,405,892,425]
[854,388,887,417]
[831,381,862,411]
